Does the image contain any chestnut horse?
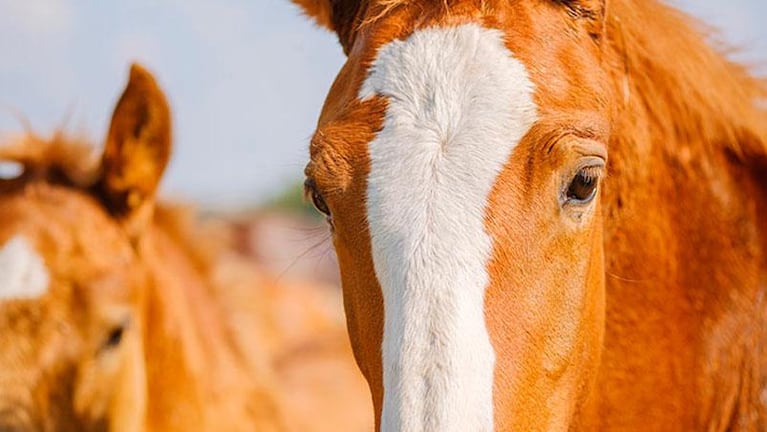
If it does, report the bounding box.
[294,0,767,430]
[0,65,287,431]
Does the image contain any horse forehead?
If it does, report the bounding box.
[313,23,538,177]
[0,235,50,301]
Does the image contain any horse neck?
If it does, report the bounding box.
[585,1,767,428]
[136,224,283,431]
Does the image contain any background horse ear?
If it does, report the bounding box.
[100,63,171,236]
[291,0,365,55]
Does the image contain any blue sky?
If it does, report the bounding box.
[1,1,765,208]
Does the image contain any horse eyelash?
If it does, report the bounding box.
[578,165,603,181]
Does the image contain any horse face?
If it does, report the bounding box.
[299,0,612,429]
[0,64,170,431]
[0,194,144,432]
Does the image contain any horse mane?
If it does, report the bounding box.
[609,0,767,166]
[152,203,233,275]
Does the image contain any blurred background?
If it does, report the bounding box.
[0,0,765,278]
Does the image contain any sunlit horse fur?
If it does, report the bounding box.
[0,65,372,431]
[294,0,767,430]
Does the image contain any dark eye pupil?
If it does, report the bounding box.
[312,191,330,216]
[105,326,124,348]
[567,170,598,202]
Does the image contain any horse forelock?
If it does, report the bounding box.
[0,133,101,189]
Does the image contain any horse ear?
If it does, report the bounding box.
[292,0,334,29]
[100,63,171,234]
[291,0,364,54]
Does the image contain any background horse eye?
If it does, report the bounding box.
[566,168,599,203]
[102,324,126,351]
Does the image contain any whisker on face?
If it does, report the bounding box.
[275,231,333,284]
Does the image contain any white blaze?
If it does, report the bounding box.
[361,24,538,431]
[0,161,24,180]
[0,235,50,300]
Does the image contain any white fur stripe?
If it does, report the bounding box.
[0,235,50,300]
[362,24,538,431]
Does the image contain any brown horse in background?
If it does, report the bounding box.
[0,65,372,431]
[293,0,767,430]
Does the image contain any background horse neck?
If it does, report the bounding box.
[137,211,284,431]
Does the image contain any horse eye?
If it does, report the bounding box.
[304,179,331,217]
[566,167,600,204]
[311,190,331,216]
[103,324,126,350]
